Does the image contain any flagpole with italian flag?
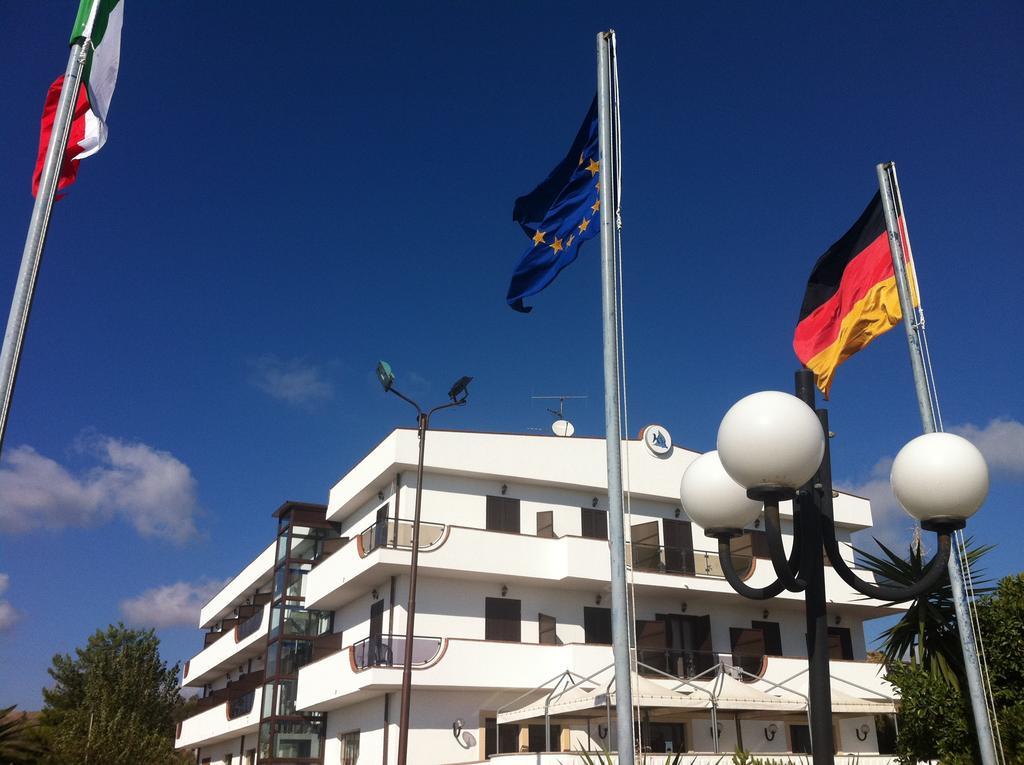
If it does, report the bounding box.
[0,0,123,456]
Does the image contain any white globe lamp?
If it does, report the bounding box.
[680,451,764,536]
[717,391,825,500]
[890,432,988,530]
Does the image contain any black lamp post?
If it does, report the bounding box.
[679,369,988,764]
[376,361,471,765]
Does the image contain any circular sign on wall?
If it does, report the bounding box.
[641,424,673,456]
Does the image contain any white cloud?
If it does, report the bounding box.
[949,418,1024,479]
[0,435,200,543]
[0,573,20,631]
[248,355,333,405]
[844,417,1024,554]
[120,578,229,629]
[843,457,921,554]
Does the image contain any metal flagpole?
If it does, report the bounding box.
[0,27,91,456]
[597,29,636,765]
[876,162,1000,765]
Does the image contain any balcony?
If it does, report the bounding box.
[754,655,895,703]
[296,637,613,713]
[175,686,262,750]
[199,541,276,628]
[349,633,444,670]
[183,603,270,687]
[305,524,899,614]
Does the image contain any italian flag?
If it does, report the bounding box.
[32,0,123,197]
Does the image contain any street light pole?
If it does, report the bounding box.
[680,369,988,765]
[376,362,471,765]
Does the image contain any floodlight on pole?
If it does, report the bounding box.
[375,362,471,765]
[376,360,395,392]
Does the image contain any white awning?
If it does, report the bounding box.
[497,672,806,723]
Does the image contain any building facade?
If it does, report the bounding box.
[176,429,902,764]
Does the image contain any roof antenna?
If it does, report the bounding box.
[531,394,587,437]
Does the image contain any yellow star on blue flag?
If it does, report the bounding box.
[507,96,599,312]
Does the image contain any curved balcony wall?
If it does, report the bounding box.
[304,524,901,614]
[295,638,613,713]
[175,687,262,750]
[183,603,269,687]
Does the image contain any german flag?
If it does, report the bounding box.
[793,192,917,396]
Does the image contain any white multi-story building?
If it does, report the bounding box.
[176,428,903,765]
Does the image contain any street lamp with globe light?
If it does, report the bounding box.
[679,369,988,764]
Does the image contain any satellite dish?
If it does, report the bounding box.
[552,419,575,437]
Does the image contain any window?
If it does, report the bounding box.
[644,722,685,753]
[875,714,897,754]
[584,606,612,645]
[485,718,519,758]
[751,620,783,656]
[528,723,562,752]
[789,723,836,754]
[485,597,521,642]
[827,627,854,660]
[536,511,554,538]
[538,613,557,645]
[729,627,766,676]
[486,496,520,533]
[790,724,812,754]
[730,530,771,560]
[635,619,668,674]
[340,730,359,765]
[580,507,608,540]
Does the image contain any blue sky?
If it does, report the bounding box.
[1,2,1021,708]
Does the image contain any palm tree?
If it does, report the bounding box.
[0,705,41,764]
[856,535,992,689]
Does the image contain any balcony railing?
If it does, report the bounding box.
[192,669,264,714]
[236,606,264,640]
[350,633,443,670]
[626,543,755,579]
[227,689,255,719]
[358,519,445,556]
[636,649,767,680]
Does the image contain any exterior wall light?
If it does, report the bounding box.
[764,723,778,741]
[678,369,989,764]
[452,719,464,739]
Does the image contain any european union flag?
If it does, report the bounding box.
[507,96,600,312]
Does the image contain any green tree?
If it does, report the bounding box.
[857,536,992,689]
[0,705,41,764]
[39,623,186,765]
[974,574,1024,763]
[884,573,1024,764]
